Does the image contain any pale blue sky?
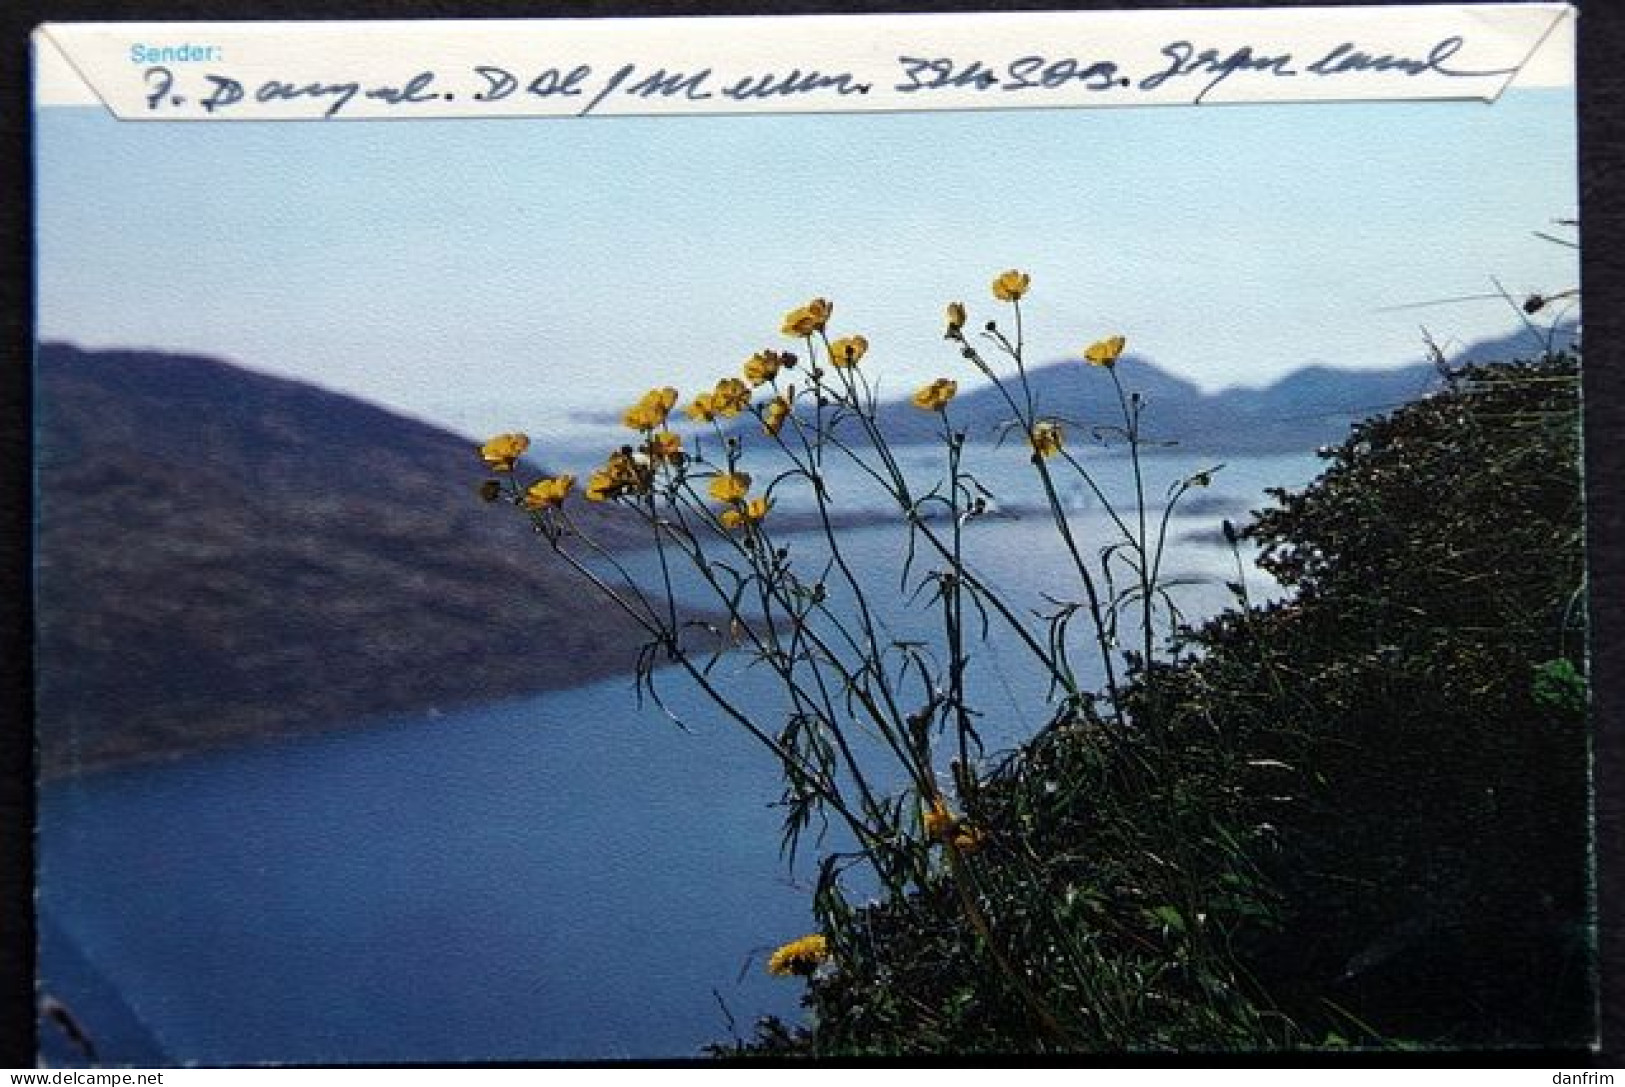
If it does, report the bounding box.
[36,91,1577,442]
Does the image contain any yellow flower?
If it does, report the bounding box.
[585,450,650,502]
[479,433,530,472]
[767,934,829,977]
[827,334,868,369]
[743,349,794,387]
[720,495,772,529]
[1030,421,1064,459]
[781,297,833,338]
[644,430,683,464]
[1083,335,1126,368]
[708,471,752,505]
[622,387,679,431]
[992,269,1031,302]
[522,474,575,510]
[686,391,719,423]
[763,396,792,437]
[923,796,983,851]
[911,378,958,413]
[711,377,752,418]
[945,301,967,338]
[923,797,956,841]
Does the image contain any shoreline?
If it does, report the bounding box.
[39,660,656,784]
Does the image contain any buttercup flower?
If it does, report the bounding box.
[523,474,575,510]
[644,430,683,465]
[763,396,792,437]
[911,378,958,413]
[743,349,794,387]
[953,825,987,853]
[708,471,752,505]
[479,433,530,472]
[1084,335,1126,368]
[585,450,650,502]
[711,377,752,418]
[686,391,720,423]
[923,797,956,841]
[992,269,1030,302]
[781,297,833,338]
[923,796,983,851]
[1030,421,1064,459]
[767,934,829,978]
[827,335,869,369]
[720,495,772,529]
[622,387,679,431]
[945,302,967,339]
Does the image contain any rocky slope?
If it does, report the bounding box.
[35,343,649,776]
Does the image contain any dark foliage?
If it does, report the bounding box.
[1223,352,1592,1046]
[736,353,1591,1054]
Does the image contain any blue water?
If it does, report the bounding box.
[604,447,1317,751]
[37,682,811,1064]
[36,449,1319,1064]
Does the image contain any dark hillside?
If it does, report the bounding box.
[35,343,646,776]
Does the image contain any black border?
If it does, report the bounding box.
[1,0,1618,1069]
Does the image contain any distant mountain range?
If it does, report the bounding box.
[35,343,651,777]
[863,356,1445,453]
[726,324,1578,454]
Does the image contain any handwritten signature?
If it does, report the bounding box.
[1140,36,1515,104]
[143,60,874,119]
[898,36,1513,105]
[138,36,1514,119]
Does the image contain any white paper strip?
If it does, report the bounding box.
[34,5,1574,120]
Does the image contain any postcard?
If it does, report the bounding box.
[31,5,1588,1064]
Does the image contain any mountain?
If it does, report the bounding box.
[810,323,1578,453]
[35,344,651,777]
[857,357,1438,453]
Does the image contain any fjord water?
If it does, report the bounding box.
[38,679,811,1064]
[37,450,1316,1064]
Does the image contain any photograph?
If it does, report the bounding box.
[30,8,1591,1062]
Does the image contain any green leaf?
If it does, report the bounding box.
[1148,905,1187,933]
[1532,658,1587,715]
